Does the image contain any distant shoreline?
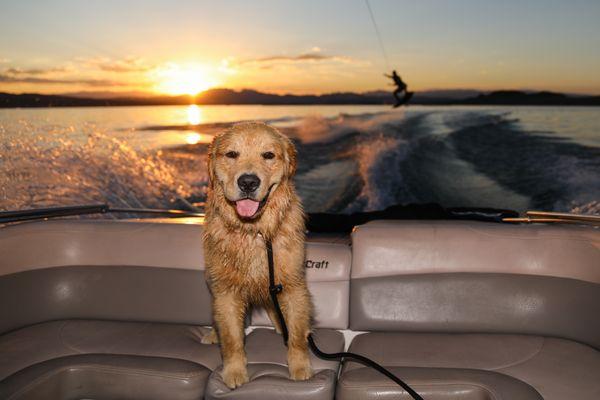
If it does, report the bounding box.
[1,89,599,108]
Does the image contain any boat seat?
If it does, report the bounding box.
[339,332,600,400]
[206,328,344,400]
[0,220,352,399]
[0,320,222,400]
[338,220,600,400]
[1,354,209,400]
[0,322,346,400]
[2,218,599,399]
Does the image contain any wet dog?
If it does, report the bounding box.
[202,122,313,388]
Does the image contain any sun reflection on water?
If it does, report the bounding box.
[187,105,202,125]
[185,132,202,144]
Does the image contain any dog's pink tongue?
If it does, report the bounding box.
[235,199,260,217]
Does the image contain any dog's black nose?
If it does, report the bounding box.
[238,174,261,193]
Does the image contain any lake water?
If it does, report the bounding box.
[1,104,599,215]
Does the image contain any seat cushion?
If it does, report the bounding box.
[0,320,222,398]
[206,328,344,400]
[1,354,210,400]
[338,332,600,400]
[339,367,542,400]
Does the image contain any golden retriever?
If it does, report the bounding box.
[202,122,313,388]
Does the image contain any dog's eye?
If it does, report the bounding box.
[262,151,275,160]
[224,151,239,159]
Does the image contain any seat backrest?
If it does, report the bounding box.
[0,219,212,334]
[349,220,600,349]
[0,220,352,334]
[252,236,352,329]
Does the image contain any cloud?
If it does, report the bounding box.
[0,74,129,87]
[83,56,153,73]
[4,66,69,75]
[0,56,153,88]
[237,52,360,67]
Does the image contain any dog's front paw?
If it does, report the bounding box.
[288,347,313,380]
[201,328,219,344]
[222,364,249,389]
[289,362,313,381]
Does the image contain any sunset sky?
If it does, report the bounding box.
[1,0,599,96]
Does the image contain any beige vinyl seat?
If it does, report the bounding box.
[0,320,221,400]
[206,329,343,400]
[0,220,218,400]
[337,220,600,400]
[0,220,349,400]
[1,218,599,400]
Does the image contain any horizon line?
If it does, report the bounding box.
[2,87,599,99]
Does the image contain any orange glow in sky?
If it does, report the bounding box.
[153,63,218,96]
[2,1,600,95]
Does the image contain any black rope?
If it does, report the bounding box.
[266,239,289,345]
[365,0,391,71]
[265,239,424,400]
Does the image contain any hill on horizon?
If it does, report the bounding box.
[1,88,599,108]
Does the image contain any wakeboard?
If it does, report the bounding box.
[393,91,414,108]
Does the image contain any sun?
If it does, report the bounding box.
[154,63,218,96]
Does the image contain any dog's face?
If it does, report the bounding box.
[208,122,296,220]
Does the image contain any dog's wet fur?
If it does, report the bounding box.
[202,122,313,388]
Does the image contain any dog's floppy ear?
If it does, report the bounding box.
[283,136,297,178]
[207,138,218,188]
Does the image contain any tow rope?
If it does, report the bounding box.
[365,0,391,71]
[265,239,425,400]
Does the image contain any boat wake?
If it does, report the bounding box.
[0,124,197,212]
[1,108,598,215]
[290,110,599,214]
